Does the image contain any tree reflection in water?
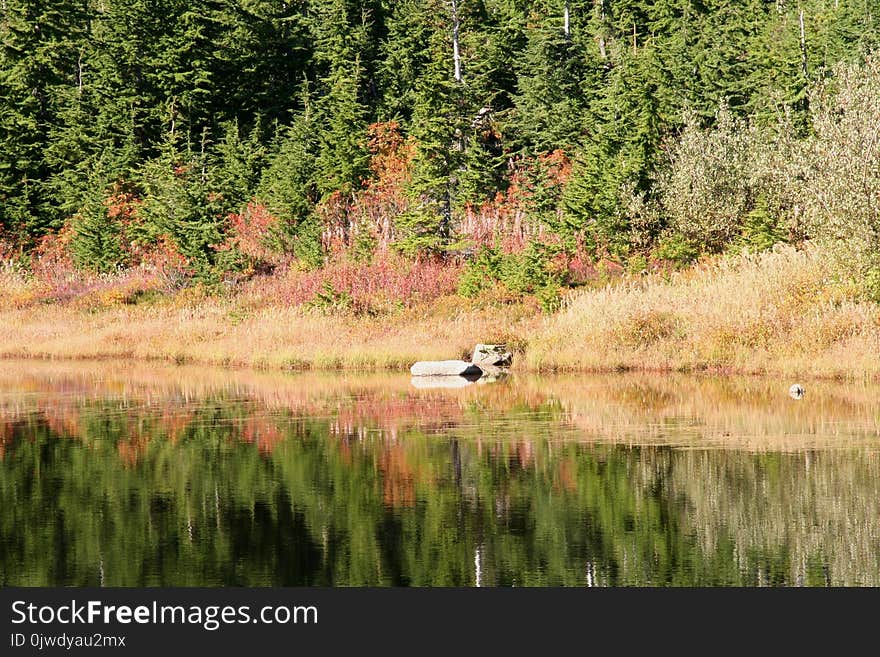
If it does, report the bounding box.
[1,361,879,586]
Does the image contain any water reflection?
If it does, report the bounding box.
[1,361,879,586]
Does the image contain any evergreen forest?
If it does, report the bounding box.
[2,0,880,301]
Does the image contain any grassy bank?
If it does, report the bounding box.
[528,246,880,379]
[1,245,877,379]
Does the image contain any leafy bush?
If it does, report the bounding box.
[458,242,564,311]
[658,107,803,255]
[801,55,880,282]
[659,109,756,252]
[305,281,353,313]
[653,234,698,267]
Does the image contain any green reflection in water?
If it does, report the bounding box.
[1,362,879,586]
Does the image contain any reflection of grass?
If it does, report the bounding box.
[3,361,880,453]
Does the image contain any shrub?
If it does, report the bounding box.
[653,234,699,267]
[659,108,756,251]
[658,107,804,255]
[801,55,880,284]
[238,253,461,314]
[216,202,287,275]
[305,281,353,314]
[458,242,564,311]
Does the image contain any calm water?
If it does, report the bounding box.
[2,361,880,587]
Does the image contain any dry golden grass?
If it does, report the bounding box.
[1,244,878,379]
[0,292,537,371]
[528,245,880,379]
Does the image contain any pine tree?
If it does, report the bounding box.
[562,46,663,254]
[512,8,589,154]
[136,132,226,278]
[0,0,90,238]
[212,120,268,215]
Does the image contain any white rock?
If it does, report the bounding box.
[789,384,805,400]
[471,344,512,367]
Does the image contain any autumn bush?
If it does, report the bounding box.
[236,252,462,315]
[658,107,804,255]
[801,55,880,296]
[657,55,880,301]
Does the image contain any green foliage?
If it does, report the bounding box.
[659,108,756,252]
[736,200,787,253]
[653,234,698,267]
[257,110,319,229]
[292,219,325,269]
[3,0,880,284]
[212,121,268,214]
[801,54,880,286]
[864,268,880,304]
[306,281,352,313]
[70,204,126,274]
[458,242,563,311]
[393,208,449,257]
[135,135,225,280]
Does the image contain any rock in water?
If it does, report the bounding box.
[789,384,805,400]
[410,360,483,377]
[471,344,512,367]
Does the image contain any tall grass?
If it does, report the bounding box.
[528,245,880,378]
[2,243,879,378]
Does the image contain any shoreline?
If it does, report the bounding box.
[0,347,868,381]
[3,247,878,382]
[0,309,875,383]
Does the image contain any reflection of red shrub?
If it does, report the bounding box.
[238,416,285,455]
[379,443,419,508]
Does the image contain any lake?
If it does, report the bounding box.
[1,360,879,586]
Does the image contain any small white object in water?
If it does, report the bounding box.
[789,384,805,400]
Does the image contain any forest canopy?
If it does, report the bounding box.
[2,0,880,299]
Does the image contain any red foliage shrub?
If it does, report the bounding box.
[0,229,15,263]
[320,121,415,255]
[31,222,79,293]
[240,253,462,314]
[137,236,192,290]
[105,189,140,224]
[219,202,284,266]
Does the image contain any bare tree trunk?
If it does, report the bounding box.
[77,50,84,94]
[799,8,808,79]
[564,1,570,38]
[451,0,462,83]
[595,0,607,59]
